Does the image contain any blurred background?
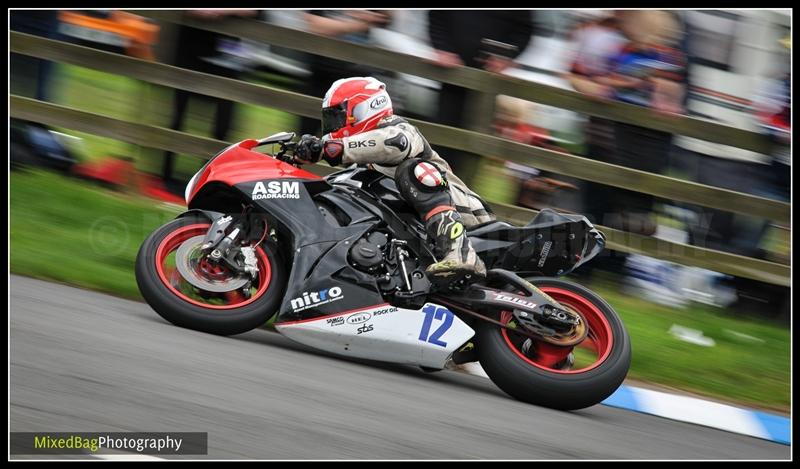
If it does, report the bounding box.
[9,9,791,411]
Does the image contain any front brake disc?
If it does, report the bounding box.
[175,235,249,293]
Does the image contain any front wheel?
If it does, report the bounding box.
[135,215,286,335]
[476,278,631,410]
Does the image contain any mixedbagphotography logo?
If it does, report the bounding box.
[10,432,208,455]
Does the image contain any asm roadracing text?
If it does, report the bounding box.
[252,181,300,200]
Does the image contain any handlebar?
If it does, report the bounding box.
[254,136,304,167]
[277,144,303,166]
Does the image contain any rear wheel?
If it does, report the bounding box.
[476,278,631,410]
[135,215,286,335]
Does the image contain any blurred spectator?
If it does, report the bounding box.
[596,10,687,235]
[666,33,789,320]
[492,96,579,211]
[428,10,534,73]
[299,10,393,136]
[672,33,788,257]
[671,111,779,252]
[161,9,258,186]
[10,10,62,101]
[564,11,627,225]
[56,11,160,59]
[752,68,791,203]
[427,10,535,181]
[666,16,789,261]
[492,96,550,148]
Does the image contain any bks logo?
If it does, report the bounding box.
[356,323,374,334]
[370,95,387,109]
[348,140,377,149]
[347,312,372,324]
[252,181,300,200]
[290,286,344,312]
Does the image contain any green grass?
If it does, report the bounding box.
[10,169,182,299]
[588,279,790,412]
[10,169,790,412]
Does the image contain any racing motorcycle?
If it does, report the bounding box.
[135,132,631,410]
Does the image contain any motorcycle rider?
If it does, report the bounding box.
[295,76,494,285]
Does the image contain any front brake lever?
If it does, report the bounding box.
[284,143,309,168]
[274,142,300,166]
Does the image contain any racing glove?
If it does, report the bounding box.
[295,134,323,163]
[320,139,344,167]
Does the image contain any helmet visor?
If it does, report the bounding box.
[321,101,348,136]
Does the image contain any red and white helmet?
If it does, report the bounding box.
[321,76,393,140]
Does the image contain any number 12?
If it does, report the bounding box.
[418,305,453,347]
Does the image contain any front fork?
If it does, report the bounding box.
[176,209,267,280]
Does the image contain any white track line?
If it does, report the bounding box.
[457,362,790,445]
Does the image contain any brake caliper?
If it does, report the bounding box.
[239,246,259,280]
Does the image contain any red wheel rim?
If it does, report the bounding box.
[501,286,613,374]
[155,223,272,310]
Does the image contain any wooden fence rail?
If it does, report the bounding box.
[10,31,790,226]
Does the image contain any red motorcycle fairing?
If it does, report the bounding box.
[186,139,321,204]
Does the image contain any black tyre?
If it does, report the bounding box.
[135,214,286,335]
[476,277,631,410]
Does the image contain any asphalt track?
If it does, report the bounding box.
[10,276,790,460]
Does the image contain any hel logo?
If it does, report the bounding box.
[414,162,442,187]
[290,286,344,311]
[347,312,372,324]
[370,95,388,109]
[252,181,300,200]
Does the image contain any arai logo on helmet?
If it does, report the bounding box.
[370,95,388,110]
[252,181,299,200]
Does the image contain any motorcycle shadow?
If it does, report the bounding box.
[143,315,606,416]
[231,326,511,401]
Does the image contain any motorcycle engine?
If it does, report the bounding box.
[348,230,430,308]
[349,232,389,274]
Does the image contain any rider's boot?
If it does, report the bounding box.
[424,208,487,286]
[394,157,486,288]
